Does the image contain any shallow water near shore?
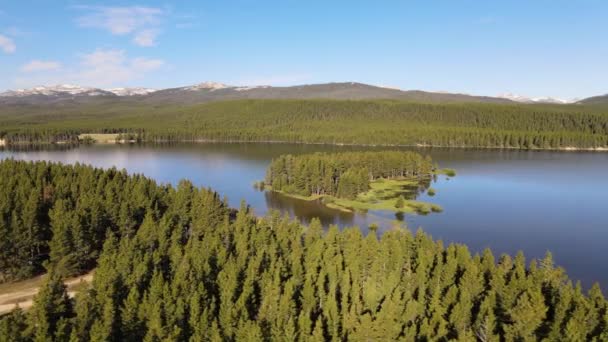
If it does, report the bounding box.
[2,142,607,289]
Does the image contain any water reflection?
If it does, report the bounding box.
[264,191,356,227]
[395,211,405,222]
[0,144,76,152]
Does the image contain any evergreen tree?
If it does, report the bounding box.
[0,308,28,342]
[1,159,607,341]
[27,271,74,341]
[266,151,435,198]
[48,200,79,277]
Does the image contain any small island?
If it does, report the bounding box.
[260,151,452,214]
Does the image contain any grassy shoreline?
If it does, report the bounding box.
[265,177,443,215]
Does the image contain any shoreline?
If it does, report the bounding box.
[142,138,608,152]
[265,176,443,215]
[2,136,608,152]
[270,189,441,215]
[269,190,354,213]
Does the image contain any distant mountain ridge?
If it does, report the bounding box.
[496,93,577,104]
[578,94,608,105]
[0,84,157,97]
[0,82,513,105]
[0,82,604,105]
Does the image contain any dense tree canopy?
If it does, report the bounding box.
[0,159,607,341]
[265,151,434,199]
[0,159,223,282]
[1,99,608,149]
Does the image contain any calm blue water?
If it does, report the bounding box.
[2,143,607,289]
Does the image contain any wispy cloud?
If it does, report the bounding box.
[75,6,164,47]
[0,34,16,53]
[14,49,164,88]
[133,29,159,47]
[21,60,62,72]
[75,49,165,85]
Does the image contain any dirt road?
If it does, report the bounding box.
[0,272,94,315]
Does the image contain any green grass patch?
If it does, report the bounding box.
[436,168,456,177]
[269,177,442,215]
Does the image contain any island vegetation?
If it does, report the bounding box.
[0,159,606,341]
[264,151,443,214]
[1,99,608,150]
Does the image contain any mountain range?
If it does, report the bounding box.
[577,94,608,105]
[0,82,604,106]
[496,93,578,104]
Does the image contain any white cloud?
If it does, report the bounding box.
[81,49,125,67]
[21,60,62,72]
[76,6,162,34]
[75,49,164,86]
[0,34,15,53]
[133,29,159,47]
[14,49,165,88]
[76,6,163,47]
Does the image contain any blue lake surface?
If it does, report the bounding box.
[2,143,607,289]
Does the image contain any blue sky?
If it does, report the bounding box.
[0,0,606,99]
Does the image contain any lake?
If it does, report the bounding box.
[1,143,607,289]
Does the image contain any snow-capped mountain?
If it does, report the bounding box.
[0,82,518,105]
[167,82,271,92]
[497,93,576,104]
[0,83,594,105]
[0,84,159,97]
[0,84,104,97]
[182,82,230,91]
[106,88,157,96]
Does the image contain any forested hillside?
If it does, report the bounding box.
[1,99,608,149]
[266,151,434,199]
[0,159,226,283]
[1,160,607,341]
